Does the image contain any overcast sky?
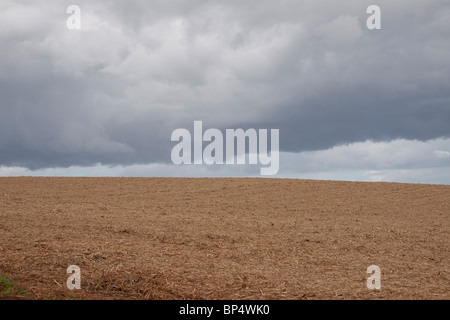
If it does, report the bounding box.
[1,0,449,184]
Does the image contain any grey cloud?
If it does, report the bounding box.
[0,0,449,170]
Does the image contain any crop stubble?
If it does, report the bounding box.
[0,177,449,299]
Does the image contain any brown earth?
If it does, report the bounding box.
[0,177,449,300]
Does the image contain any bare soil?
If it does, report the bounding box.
[0,177,449,300]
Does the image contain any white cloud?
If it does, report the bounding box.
[434,150,450,159]
[2,138,450,185]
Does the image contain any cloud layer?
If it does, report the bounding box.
[0,0,449,182]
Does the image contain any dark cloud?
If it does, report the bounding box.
[0,0,449,170]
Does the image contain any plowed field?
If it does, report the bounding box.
[0,177,448,299]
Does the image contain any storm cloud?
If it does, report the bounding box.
[0,0,449,180]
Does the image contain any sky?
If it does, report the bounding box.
[0,0,449,184]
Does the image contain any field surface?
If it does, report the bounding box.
[0,177,449,300]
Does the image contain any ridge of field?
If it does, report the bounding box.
[0,177,449,299]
